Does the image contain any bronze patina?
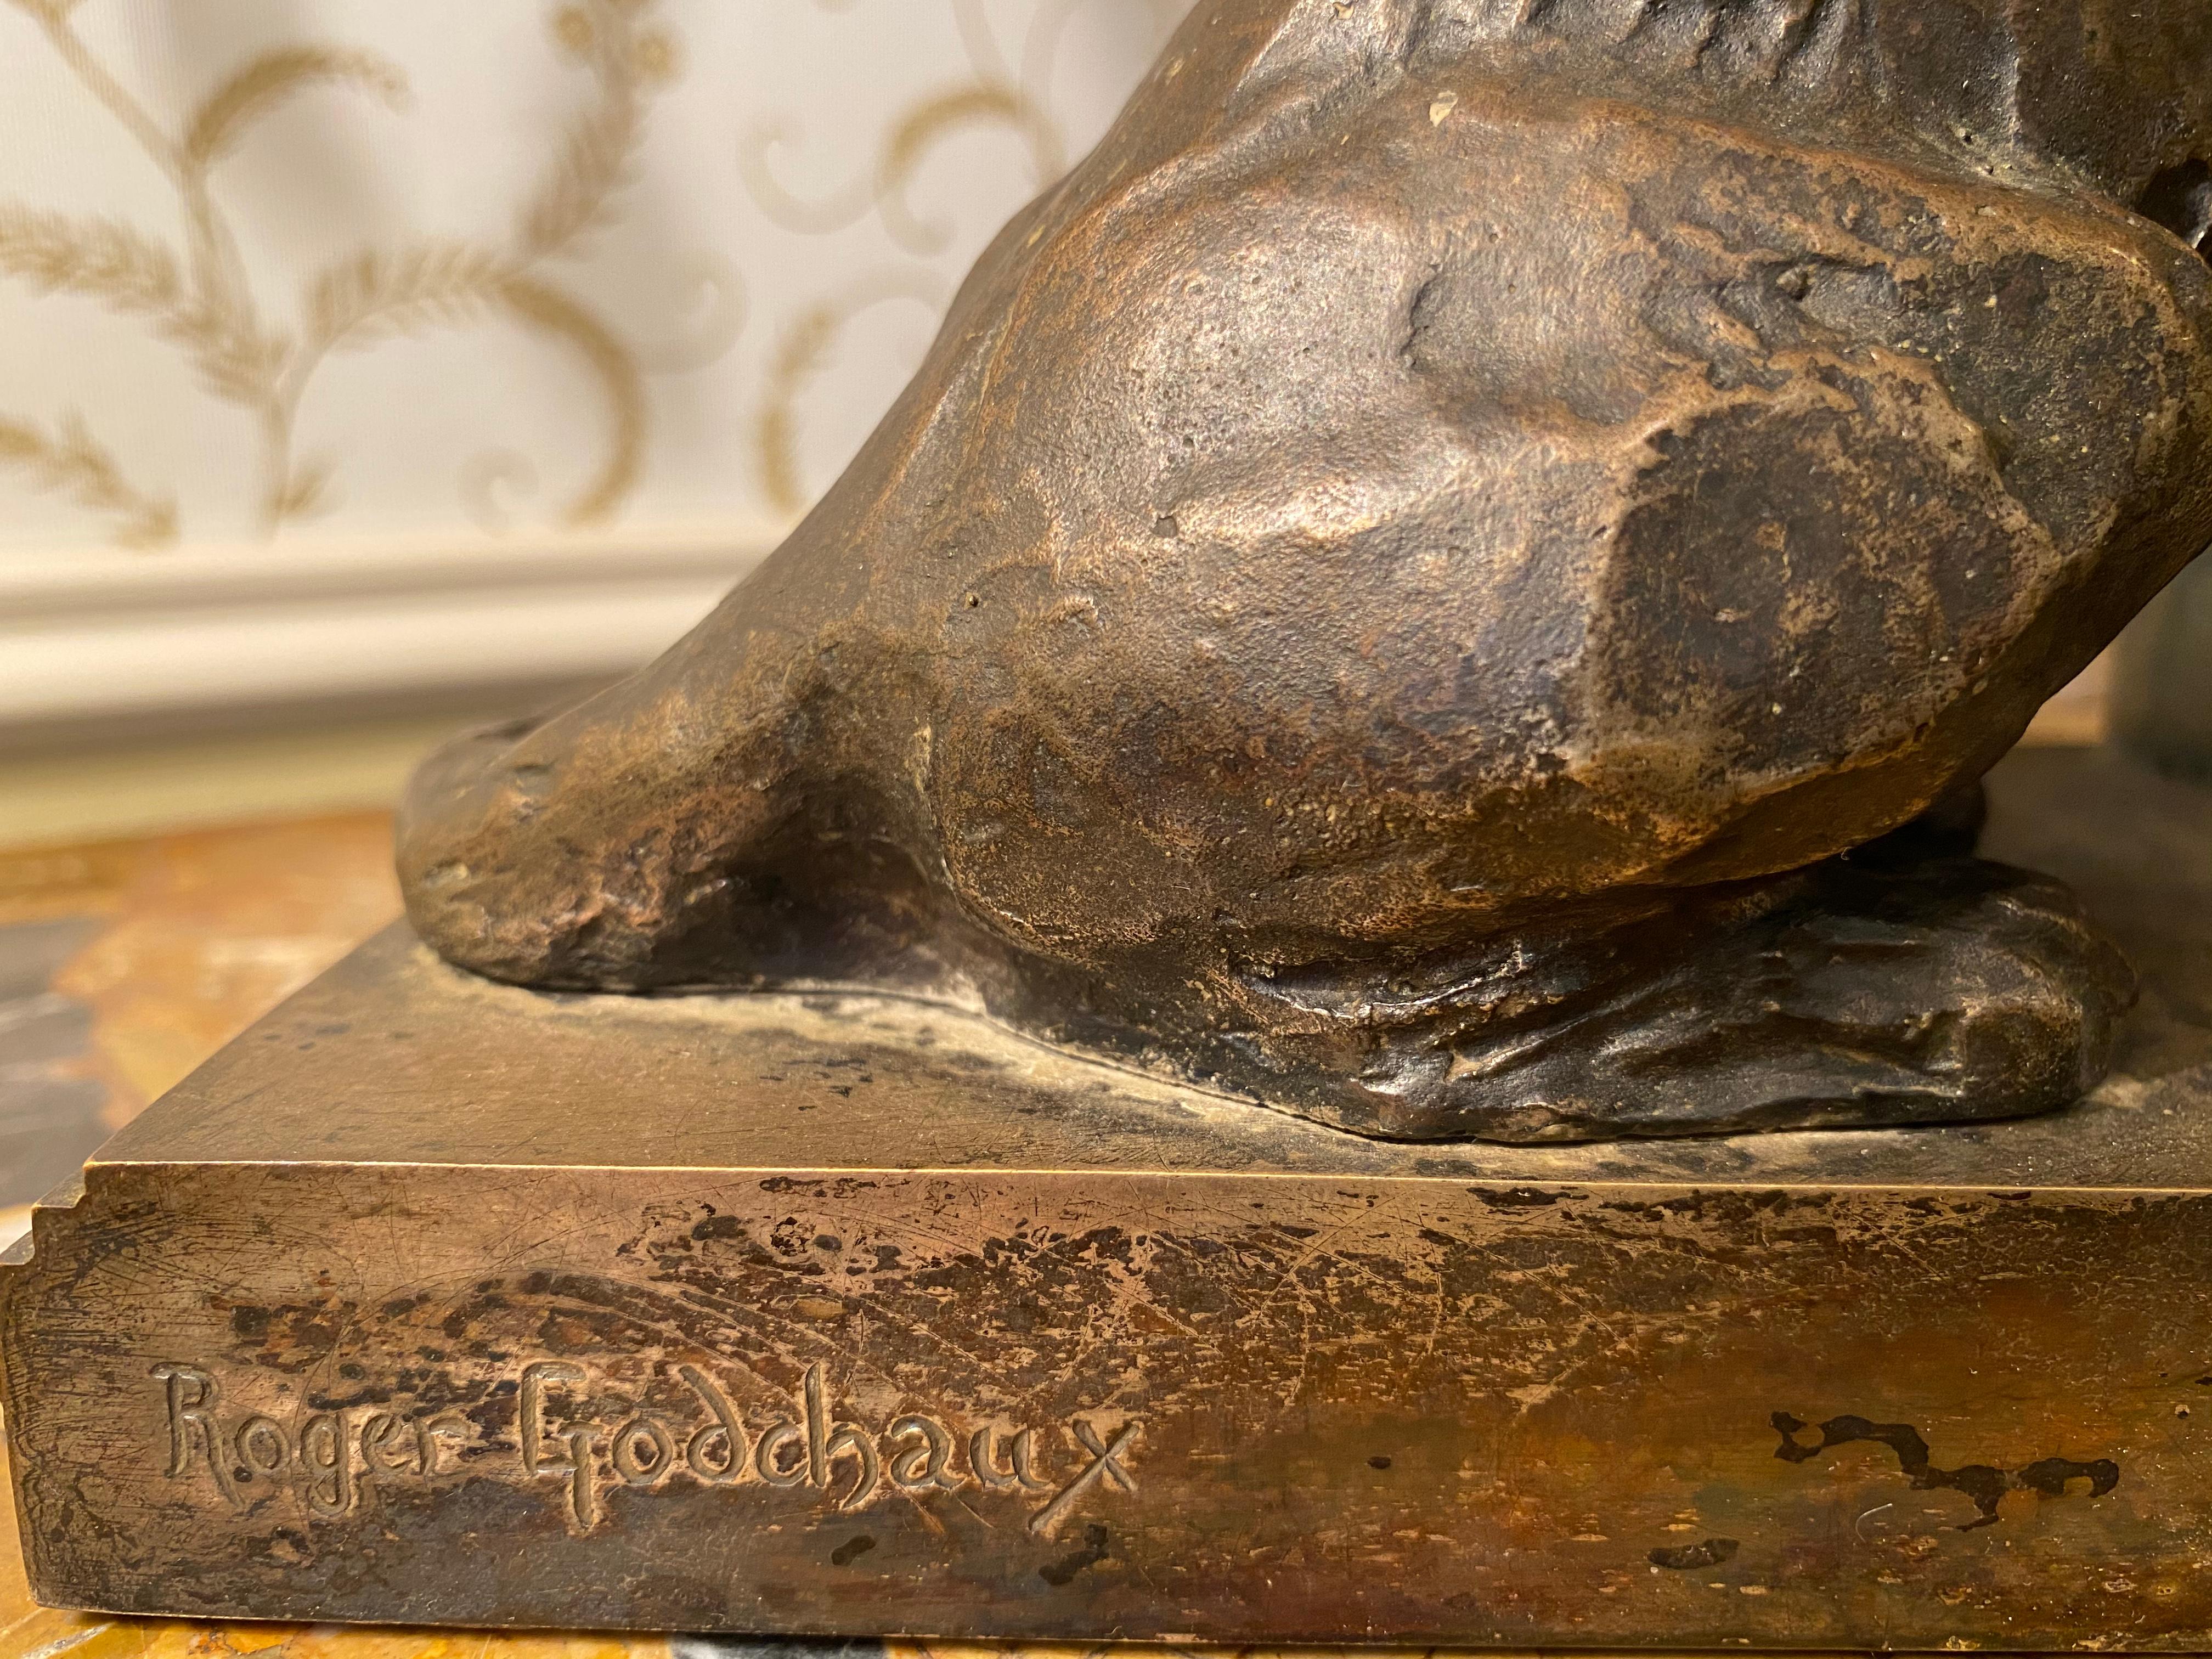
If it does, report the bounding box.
[397,0,2212,1141]
[8,1,2212,1645]
[3,747,2211,1644]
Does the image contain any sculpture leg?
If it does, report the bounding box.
[396,638,819,991]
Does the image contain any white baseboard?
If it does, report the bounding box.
[0,524,777,731]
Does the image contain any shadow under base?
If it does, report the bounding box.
[4,746,2209,1649]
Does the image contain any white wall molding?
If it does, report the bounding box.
[0,524,776,731]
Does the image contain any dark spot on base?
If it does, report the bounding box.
[1474,1186,1562,1209]
[1649,1537,1739,1570]
[1369,1454,1393,1469]
[1773,1412,2118,1531]
[1040,1522,1110,1586]
[830,1534,875,1567]
[261,1529,309,1566]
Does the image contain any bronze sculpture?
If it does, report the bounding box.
[18,7,2212,1643]
[399,0,2212,1141]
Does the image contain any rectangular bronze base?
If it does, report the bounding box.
[4,748,2211,1647]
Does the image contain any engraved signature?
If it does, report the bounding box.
[155,1358,1139,1538]
[155,1362,473,1519]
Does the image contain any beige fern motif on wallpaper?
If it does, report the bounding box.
[0,0,678,548]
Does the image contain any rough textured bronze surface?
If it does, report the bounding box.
[398,0,2211,1141]
[5,748,2210,1644]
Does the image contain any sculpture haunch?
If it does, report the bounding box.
[400,0,2212,1143]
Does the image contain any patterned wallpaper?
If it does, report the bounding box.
[0,0,1188,556]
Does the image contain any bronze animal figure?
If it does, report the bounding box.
[399,0,2212,1141]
